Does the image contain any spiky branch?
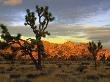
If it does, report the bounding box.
[0,24,21,42]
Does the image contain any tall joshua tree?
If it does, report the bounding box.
[24,5,55,69]
[88,40,103,69]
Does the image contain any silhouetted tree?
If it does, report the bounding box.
[0,24,21,42]
[88,40,103,69]
[24,5,55,69]
[0,24,22,63]
[6,38,39,68]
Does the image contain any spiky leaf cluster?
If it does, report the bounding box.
[88,40,103,54]
[24,9,36,27]
[0,24,22,42]
[24,5,54,38]
[98,40,103,49]
[36,6,55,22]
[15,33,22,40]
[0,24,12,41]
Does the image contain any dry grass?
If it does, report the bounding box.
[0,61,110,82]
[0,75,11,82]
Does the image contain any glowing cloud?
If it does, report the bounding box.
[95,30,110,33]
[42,36,90,44]
[81,26,96,29]
[3,0,22,6]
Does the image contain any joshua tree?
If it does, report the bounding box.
[0,24,41,69]
[4,37,40,69]
[0,24,22,63]
[88,40,103,69]
[24,5,55,69]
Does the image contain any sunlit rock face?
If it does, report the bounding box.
[0,40,110,60]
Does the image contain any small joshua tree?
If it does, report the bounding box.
[0,24,22,63]
[88,40,103,69]
[24,5,55,69]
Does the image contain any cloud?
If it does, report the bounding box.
[46,0,110,24]
[0,0,110,25]
[42,35,90,43]
[79,26,96,29]
[0,24,110,49]
[95,30,110,33]
[103,42,110,49]
[0,11,25,26]
[3,0,22,6]
[86,30,110,43]
[78,10,110,25]
[80,17,110,24]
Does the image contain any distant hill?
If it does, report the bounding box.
[0,40,110,60]
[43,41,110,60]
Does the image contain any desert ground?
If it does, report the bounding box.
[0,61,110,82]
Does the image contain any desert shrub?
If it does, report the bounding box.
[55,73,68,78]
[14,79,31,82]
[6,66,14,71]
[33,76,59,82]
[105,62,110,66]
[85,74,99,81]
[64,62,71,67]
[0,66,5,70]
[76,63,87,73]
[10,73,21,79]
[54,73,74,82]
[20,61,27,64]
[98,73,109,78]
[0,75,11,82]
[40,70,48,76]
[81,62,90,66]
[56,63,62,68]
[0,70,5,74]
[1,54,15,60]
[26,73,38,79]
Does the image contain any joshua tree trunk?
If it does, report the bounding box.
[28,50,38,69]
[93,53,97,70]
[36,39,45,69]
[37,46,42,69]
